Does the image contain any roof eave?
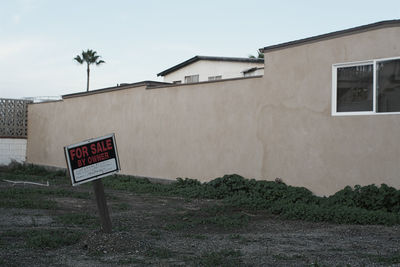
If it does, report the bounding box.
[157,56,199,77]
[157,56,264,77]
[62,81,171,99]
[260,20,400,53]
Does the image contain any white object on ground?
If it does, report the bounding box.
[3,179,49,187]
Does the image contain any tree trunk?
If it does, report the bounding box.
[86,64,90,92]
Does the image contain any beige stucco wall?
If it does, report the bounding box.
[163,60,264,83]
[27,79,264,182]
[257,26,400,195]
[27,25,400,196]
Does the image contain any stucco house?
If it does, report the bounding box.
[157,56,264,84]
[26,20,400,196]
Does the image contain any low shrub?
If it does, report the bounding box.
[273,202,400,225]
[8,163,399,226]
[104,173,400,225]
[327,184,400,212]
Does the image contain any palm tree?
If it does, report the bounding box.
[74,49,105,92]
[249,50,264,59]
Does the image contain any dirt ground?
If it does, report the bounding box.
[1,181,400,267]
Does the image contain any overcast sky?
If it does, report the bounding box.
[1,0,399,99]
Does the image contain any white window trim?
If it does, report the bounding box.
[208,75,222,81]
[184,74,199,83]
[332,56,400,116]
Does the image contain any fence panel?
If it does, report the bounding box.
[0,98,32,138]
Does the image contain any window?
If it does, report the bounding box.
[172,80,182,84]
[377,59,400,112]
[184,75,199,83]
[208,75,222,81]
[332,57,400,115]
[336,64,373,112]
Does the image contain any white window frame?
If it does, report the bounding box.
[208,75,222,81]
[332,56,400,116]
[184,74,199,83]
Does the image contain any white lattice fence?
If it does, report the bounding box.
[0,98,32,138]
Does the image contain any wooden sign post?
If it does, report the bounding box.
[64,134,120,233]
[92,179,112,233]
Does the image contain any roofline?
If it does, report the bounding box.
[157,55,264,77]
[260,20,400,53]
[32,77,262,102]
[148,75,263,90]
[62,81,170,99]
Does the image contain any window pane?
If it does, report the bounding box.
[184,75,199,83]
[337,65,373,112]
[377,59,400,112]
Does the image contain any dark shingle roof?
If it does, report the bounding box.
[261,20,400,53]
[157,56,264,77]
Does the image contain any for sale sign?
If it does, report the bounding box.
[64,134,120,186]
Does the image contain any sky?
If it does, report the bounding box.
[1,0,399,99]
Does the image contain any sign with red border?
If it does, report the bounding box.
[64,134,120,186]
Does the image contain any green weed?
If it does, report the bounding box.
[56,213,98,227]
[118,257,146,265]
[0,162,69,185]
[0,187,91,210]
[148,229,161,237]
[273,253,305,261]
[2,229,83,249]
[113,202,130,211]
[4,164,400,226]
[229,234,250,244]
[104,174,400,225]
[195,249,242,266]
[26,229,83,248]
[102,175,167,194]
[145,247,174,258]
[367,252,400,264]
[187,233,208,240]
[165,206,250,230]
[309,261,327,267]
[327,184,400,212]
[0,198,56,209]
[0,187,90,199]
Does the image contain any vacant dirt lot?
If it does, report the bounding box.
[1,172,400,266]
